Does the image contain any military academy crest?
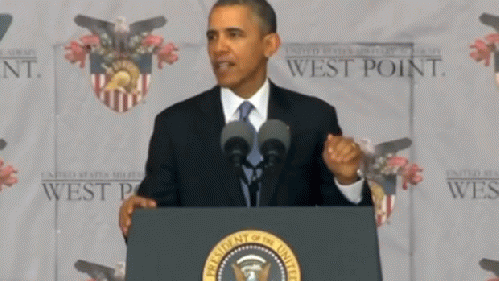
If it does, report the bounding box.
[359,138,423,227]
[65,15,178,113]
[369,179,396,227]
[469,13,499,88]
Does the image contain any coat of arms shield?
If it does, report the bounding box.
[65,15,178,113]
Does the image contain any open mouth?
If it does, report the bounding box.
[215,61,236,71]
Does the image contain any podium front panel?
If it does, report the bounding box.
[126,206,382,281]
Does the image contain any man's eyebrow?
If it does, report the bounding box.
[206,27,244,36]
[225,27,244,33]
[206,29,216,36]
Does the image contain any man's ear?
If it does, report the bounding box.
[263,33,281,58]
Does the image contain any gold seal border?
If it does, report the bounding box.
[202,230,301,281]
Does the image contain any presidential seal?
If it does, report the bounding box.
[203,230,301,281]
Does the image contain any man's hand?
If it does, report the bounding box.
[322,134,362,185]
[119,195,156,238]
[0,159,18,192]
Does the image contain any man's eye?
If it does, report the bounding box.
[206,34,216,41]
[229,31,240,38]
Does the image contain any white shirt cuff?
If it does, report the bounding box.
[335,178,364,204]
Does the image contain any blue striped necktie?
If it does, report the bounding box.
[238,101,261,206]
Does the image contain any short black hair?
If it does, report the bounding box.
[212,0,277,34]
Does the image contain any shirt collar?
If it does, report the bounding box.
[220,79,270,122]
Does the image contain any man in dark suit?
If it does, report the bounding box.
[119,0,371,237]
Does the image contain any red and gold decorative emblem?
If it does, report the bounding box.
[65,15,179,113]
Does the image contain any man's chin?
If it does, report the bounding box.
[216,80,237,90]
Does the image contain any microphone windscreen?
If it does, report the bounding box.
[220,121,255,151]
[258,119,291,152]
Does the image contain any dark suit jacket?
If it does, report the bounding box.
[136,81,372,206]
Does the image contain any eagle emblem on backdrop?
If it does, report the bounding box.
[470,13,499,88]
[479,258,499,281]
[65,15,178,113]
[359,138,423,227]
[0,15,18,194]
[0,14,12,42]
[74,259,125,281]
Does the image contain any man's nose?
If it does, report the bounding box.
[214,36,229,53]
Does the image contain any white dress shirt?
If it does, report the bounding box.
[220,80,363,204]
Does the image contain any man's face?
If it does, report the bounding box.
[207,5,269,93]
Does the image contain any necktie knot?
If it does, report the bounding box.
[239,101,254,122]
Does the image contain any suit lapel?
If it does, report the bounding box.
[196,86,246,206]
[259,81,294,206]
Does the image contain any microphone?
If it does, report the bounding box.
[220,121,256,182]
[258,119,291,171]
